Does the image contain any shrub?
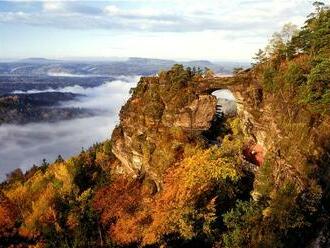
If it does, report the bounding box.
[284,62,307,86]
[299,58,330,113]
[262,66,278,92]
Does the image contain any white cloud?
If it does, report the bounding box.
[43,1,65,12]
[0,1,316,32]
[0,0,321,60]
[104,5,120,15]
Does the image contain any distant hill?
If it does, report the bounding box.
[0,92,92,124]
[0,57,248,76]
[19,58,61,63]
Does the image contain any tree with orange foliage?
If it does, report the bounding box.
[0,191,20,243]
[93,177,151,245]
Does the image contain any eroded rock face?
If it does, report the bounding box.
[174,95,217,130]
[228,85,268,152]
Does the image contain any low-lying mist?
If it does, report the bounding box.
[0,76,139,181]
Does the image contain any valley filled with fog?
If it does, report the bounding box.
[0,76,138,181]
[0,58,243,181]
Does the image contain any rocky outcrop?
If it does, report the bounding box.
[174,95,217,130]
[111,71,268,184]
[200,75,268,151]
[111,75,219,180]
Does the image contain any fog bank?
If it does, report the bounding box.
[0,76,138,181]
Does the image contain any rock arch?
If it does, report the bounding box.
[200,76,266,167]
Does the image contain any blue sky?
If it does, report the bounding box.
[0,0,320,61]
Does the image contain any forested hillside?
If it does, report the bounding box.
[0,3,329,248]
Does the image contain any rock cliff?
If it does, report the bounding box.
[111,71,222,184]
[110,65,267,189]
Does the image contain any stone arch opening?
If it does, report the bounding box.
[211,89,237,117]
[202,89,238,145]
[210,89,265,167]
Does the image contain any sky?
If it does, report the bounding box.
[0,0,322,61]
